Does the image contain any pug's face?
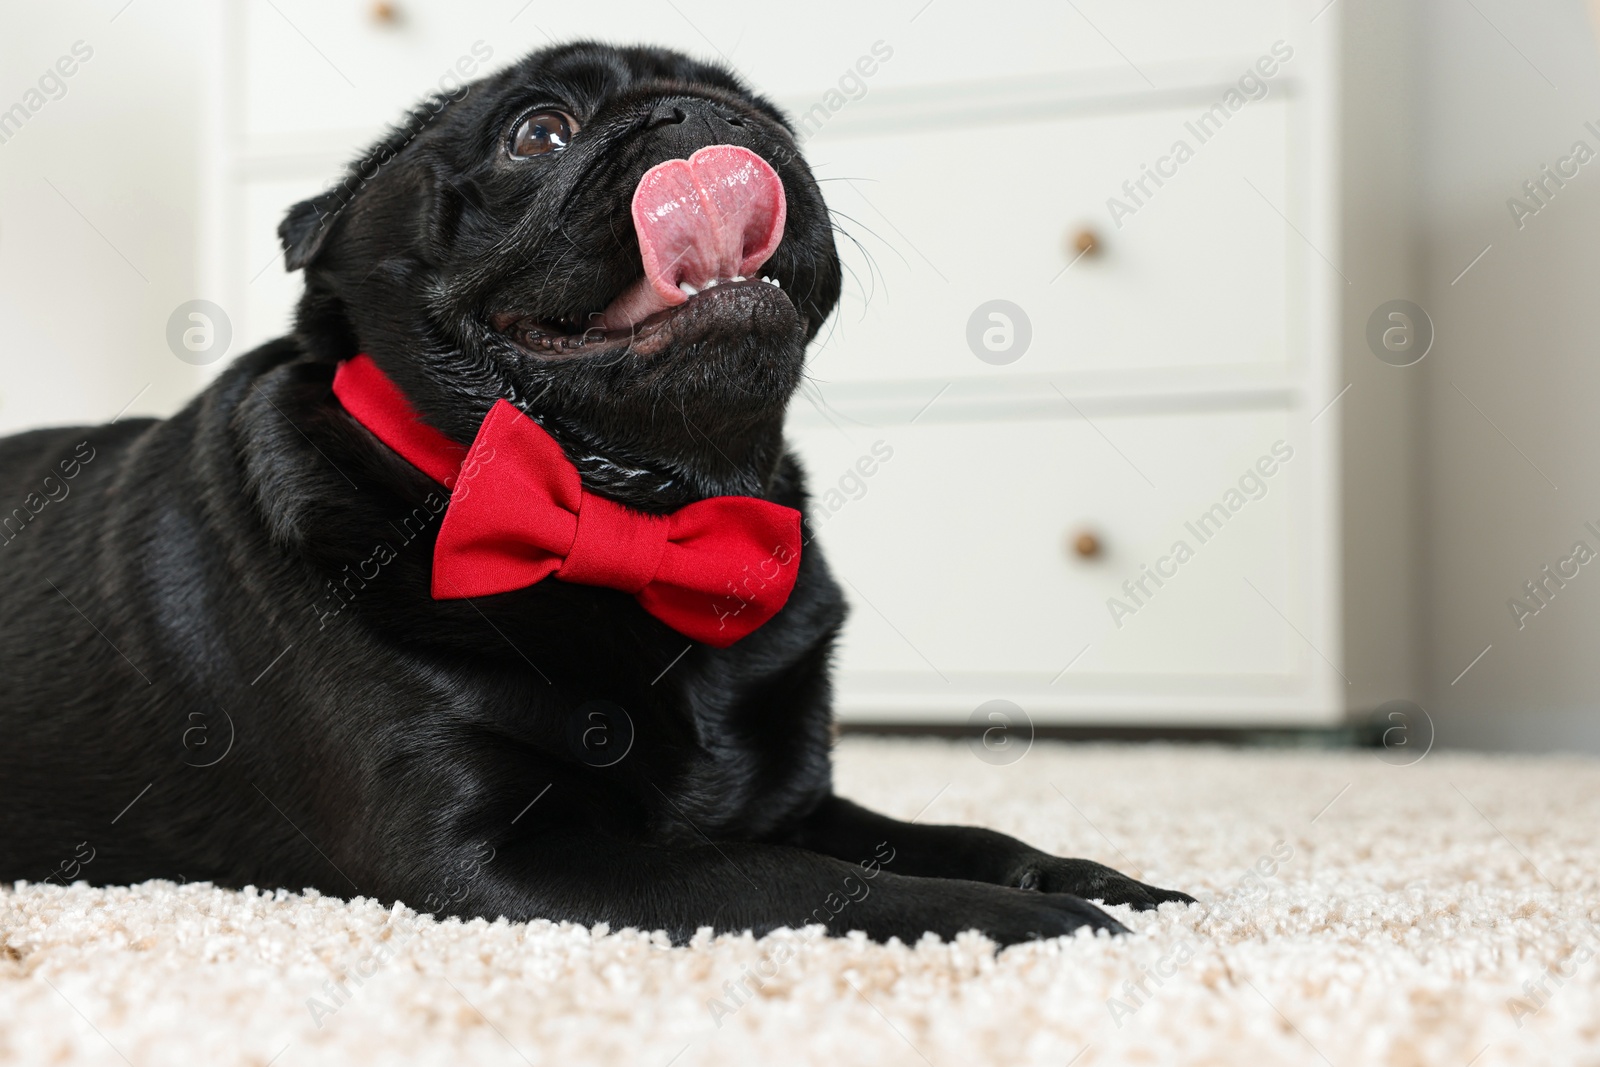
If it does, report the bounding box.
[280,43,842,504]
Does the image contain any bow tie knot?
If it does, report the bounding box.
[558,490,670,594]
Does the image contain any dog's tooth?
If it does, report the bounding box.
[679,282,698,297]
[732,275,745,282]
[704,278,719,289]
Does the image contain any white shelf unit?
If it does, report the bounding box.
[203,1,1417,727]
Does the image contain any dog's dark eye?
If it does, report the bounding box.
[509,110,577,158]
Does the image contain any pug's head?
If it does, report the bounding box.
[279,42,842,506]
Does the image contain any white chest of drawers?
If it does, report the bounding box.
[204,0,1417,727]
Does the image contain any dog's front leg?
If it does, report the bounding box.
[403,831,1130,946]
[786,795,1194,911]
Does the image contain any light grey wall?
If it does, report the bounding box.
[1339,0,1424,720]
[1418,0,1600,752]
[0,0,209,435]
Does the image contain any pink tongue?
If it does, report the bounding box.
[596,145,786,330]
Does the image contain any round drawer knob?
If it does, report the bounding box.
[1071,531,1102,559]
[1068,227,1101,258]
[370,1,399,23]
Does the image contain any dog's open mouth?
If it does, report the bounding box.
[498,145,796,359]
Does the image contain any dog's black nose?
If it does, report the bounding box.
[644,97,746,134]
[646,100,688,128]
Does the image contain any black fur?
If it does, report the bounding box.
[0,42,1190,945]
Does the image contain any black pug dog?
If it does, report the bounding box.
[0,42,1191,945]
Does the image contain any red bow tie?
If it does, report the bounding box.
[330,355,801,647]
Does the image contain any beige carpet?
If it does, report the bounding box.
[3,737,1599,1067]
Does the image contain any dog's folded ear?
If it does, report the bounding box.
[278,191,349,271]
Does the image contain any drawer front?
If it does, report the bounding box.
[236,0,1292,147]
[802,96,1297,385]
[235,98,1299,377]
[786,407,1309,686]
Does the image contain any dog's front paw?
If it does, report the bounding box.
[1010,856,1195,911]
[863,877,1132,946]
[977,888,1132,944]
